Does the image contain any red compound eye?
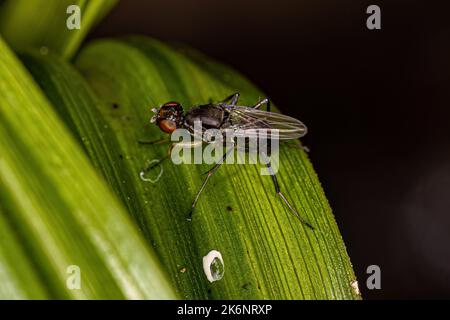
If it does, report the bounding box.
[158,119,177,133]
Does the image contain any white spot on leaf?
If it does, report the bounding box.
[203,250,224,282]
[351,280,361,295]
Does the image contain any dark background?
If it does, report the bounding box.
[89,0,450,299]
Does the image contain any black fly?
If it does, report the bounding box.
[143,93,313,229]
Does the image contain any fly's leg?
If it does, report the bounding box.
[138,137,171,179]
[138,137,170,145]
[139,156,169,182]
[187,146,234,221]
[221,92,240,106]
[139,142,175,181]
[262,152,314,229]
[253,98,270,111]
[140,140,202,178]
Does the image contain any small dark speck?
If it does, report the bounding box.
[119,154,123,159]
[226,205,233,211]
[207,289,212,295]
[242,282,251,290]
[112,103,119,109]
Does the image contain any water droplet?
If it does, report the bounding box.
[202,250,224,282]
[139,159,163,183]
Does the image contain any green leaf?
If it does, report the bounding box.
[71,36,360,299]
[0,36,177,299]
[0,206,49,299]
[0,0,118,59]
[20,51,134,217]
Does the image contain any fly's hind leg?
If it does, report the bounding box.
[139,143,175,181]
[262,152,314,229]
[139,140,202,180]
[221,92,240,106]
[138,137,170,145]
[188,145,234,221]
[253,98,270,111]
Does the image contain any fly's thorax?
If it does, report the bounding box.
[184,104,226,130]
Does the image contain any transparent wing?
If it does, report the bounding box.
[227,106,307,140]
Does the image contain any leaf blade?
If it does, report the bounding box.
[0,36,177,299]
[70,37,360,299]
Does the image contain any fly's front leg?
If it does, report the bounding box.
[139,143,174,182]
[138,137,170,145]
[261,152,314,229]
[188,145,234,221]
[221,92,240,106]
[139,140,202,181]
[253,98,270,111]
[171,140,203,153]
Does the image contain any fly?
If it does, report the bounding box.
[142,93,313,229]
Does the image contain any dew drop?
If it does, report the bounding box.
[203,250,224,282]
[139,159,163,183]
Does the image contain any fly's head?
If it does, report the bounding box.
[150,102,184,134]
